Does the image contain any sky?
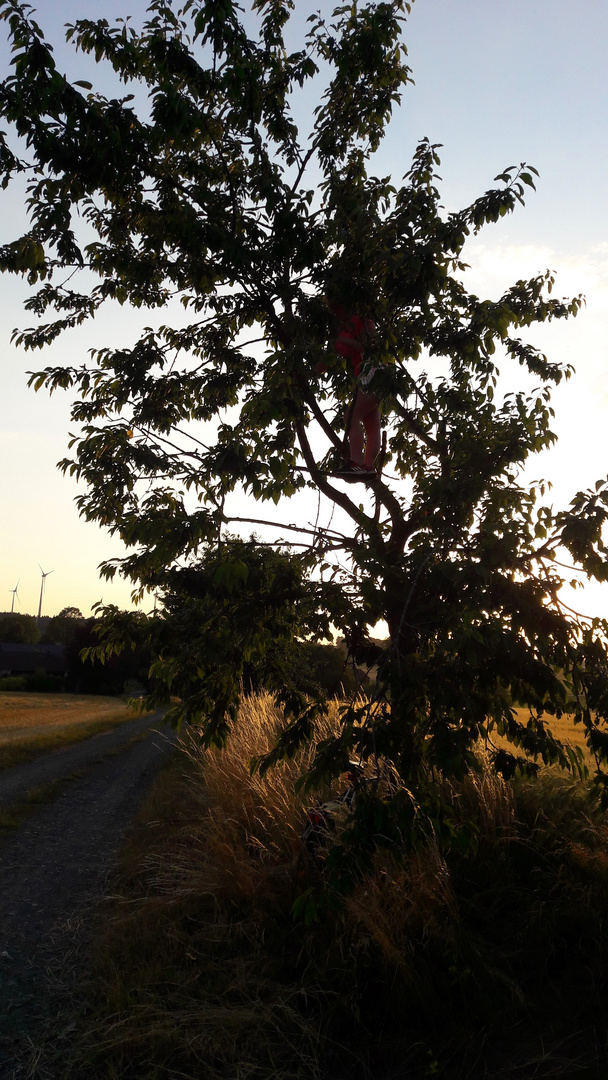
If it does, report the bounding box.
[1,0,608,619]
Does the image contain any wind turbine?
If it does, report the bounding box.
[10,580,19,613]
[37,565,53,621]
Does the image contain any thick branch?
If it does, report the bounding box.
[295,373,344,452]
[295,418,375,536]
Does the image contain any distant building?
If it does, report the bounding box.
[0,643,68,677]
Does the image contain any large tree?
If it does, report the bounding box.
[2,0,608,851]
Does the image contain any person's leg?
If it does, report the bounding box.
[346,392,380,468]
[362,402,381,468]
[345,402,365,463]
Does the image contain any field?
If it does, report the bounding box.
[503,706,592,764]
[0,692,142,769]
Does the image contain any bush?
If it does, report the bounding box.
[296,641,371,696]
[0,675,27,691]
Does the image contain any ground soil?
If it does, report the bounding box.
[0,710,175,1078]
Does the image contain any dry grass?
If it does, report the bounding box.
[65,691,608,1080]
[192,691,342,853]
[0,692,141,769]
[69,695,353,1078]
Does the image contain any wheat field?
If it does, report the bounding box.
[0,692,140,768]
[0,692,134,743]
[0,689,588,764]
[507,706,592,760]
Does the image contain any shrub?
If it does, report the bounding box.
[0,675,27,691]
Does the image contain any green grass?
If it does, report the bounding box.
[53,693,608,1080]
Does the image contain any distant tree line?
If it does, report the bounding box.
[0,606,366,698]
[0,607,148,694]
[0,611,39,644]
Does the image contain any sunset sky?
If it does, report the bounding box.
[1,0,607,619]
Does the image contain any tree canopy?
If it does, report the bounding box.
[40,605,85,645]
[2,0,608,854]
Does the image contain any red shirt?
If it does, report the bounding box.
[334,314,375,377]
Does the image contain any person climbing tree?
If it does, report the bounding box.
[316,297,380,478]
[332,302,380,477]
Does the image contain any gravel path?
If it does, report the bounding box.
[0,710,176,1078]
[0,711,166,808]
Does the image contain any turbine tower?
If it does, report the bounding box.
[37,565,53,621]
[10,580,19,613]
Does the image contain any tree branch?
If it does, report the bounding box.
[295,372,344,452]
[295,418,377,536]
[225,514,355,547]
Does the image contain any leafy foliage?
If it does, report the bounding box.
[2,0,608,855]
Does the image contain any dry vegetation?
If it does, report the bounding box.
[0,692,140,769]
[60,692,608,1080]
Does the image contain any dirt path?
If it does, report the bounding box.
[0,711,166,807]
[0,710,175,1078]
